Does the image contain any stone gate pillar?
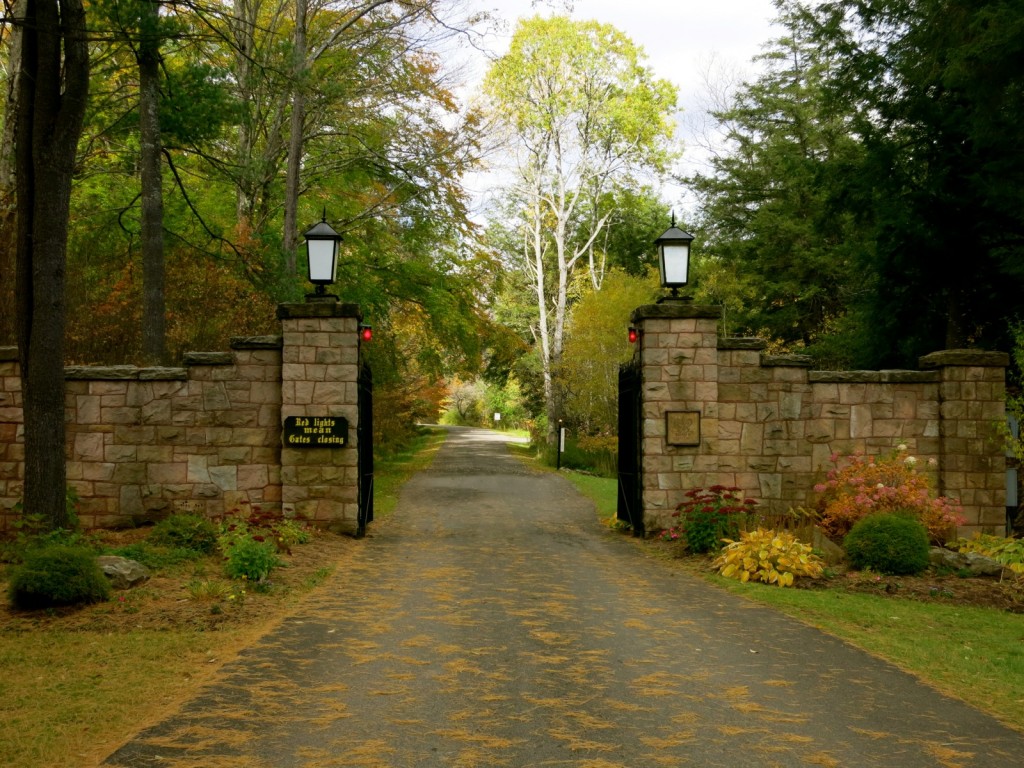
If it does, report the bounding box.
[277,301,362,531]
[630,302,723,531]
[919,350,1010,535]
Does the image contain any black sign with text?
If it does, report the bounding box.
[283,416,348,448]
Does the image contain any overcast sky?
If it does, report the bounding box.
[458,0,784,215]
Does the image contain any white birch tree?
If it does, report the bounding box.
[482,15,677,440]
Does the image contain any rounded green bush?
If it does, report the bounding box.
[149,513,218,554]
[8,545,111,609]
[843,513,931,575]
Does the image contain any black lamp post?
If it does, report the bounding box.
[655,213,695,300]
[303,210,342,299]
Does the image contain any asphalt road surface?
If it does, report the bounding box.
[105,426,1024,767]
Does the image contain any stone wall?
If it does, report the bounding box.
[0,348,23,524]
[632,303,1009,537]
[0,301,364,531]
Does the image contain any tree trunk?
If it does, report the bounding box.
[525,185,558,445]
[945,287,968,350]
[15,0,90,530]
[282,0,308,274]
[139,0,166,364]
[232,0,257,223]
[0,0,23,346]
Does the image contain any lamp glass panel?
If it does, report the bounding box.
[307,239,337,282]
[660,243,689,285]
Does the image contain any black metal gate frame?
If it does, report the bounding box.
[617,361,644,537]
[357,364,374,538]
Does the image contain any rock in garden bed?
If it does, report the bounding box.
[97,556,151,590]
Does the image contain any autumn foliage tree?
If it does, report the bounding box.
[558,270,659,436]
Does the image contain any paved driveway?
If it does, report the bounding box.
[105,427,1024,767]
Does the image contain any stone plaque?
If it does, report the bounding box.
[666,411,701,446]
[283,416,348,448]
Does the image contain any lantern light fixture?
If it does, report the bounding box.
[628,326,638,344]
[360,324,373,343]
[654,213,695,299]
[303,210,343,298]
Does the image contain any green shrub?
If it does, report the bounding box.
[2,489,88,563]
[272,518,313,549]
[714,528,826,587]
[667,486,759,554]
[843,513,931,575]
[8,545,111,609]
[223,538,281,582]
[149,513,218,554]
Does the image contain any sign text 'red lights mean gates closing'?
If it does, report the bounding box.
[283,416,349,447]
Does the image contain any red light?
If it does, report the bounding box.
[628,327,638,343]
[360,326,372,342]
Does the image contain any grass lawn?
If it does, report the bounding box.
[0,627,254,767]
[713,575,1024,731]
[563,471,618,519]
[565,470,1024,733]
[0,427,448,768]
[372,427,447,518]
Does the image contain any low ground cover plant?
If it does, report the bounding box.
[104,540,201,570]
[217,505,313,584]
[536,434,617,477]
[222,537,282,582]
[149,513,218,554]
[3,505,318,610]
[1,488,88,563]
[714,528,825,586]
[815,446,962,543]
[954,534,1024,576]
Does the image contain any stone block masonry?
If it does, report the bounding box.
[0,302,364,532]
[277,301,362,527]
[631,303,1009,537]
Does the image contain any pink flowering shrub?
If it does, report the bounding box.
[814,448,963,544]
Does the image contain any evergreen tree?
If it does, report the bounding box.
[810,0,1024,365]
[689,1,869,364]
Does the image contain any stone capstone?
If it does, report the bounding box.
[919,349,1010,368]
[761,354,813,368]
[97,555,151,589]
[184,351,233,366]
[928,547,1006,577]
[717,337,768,350]
[231,335,284,349]
[276,301,362,320]
[630,303,722,323]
